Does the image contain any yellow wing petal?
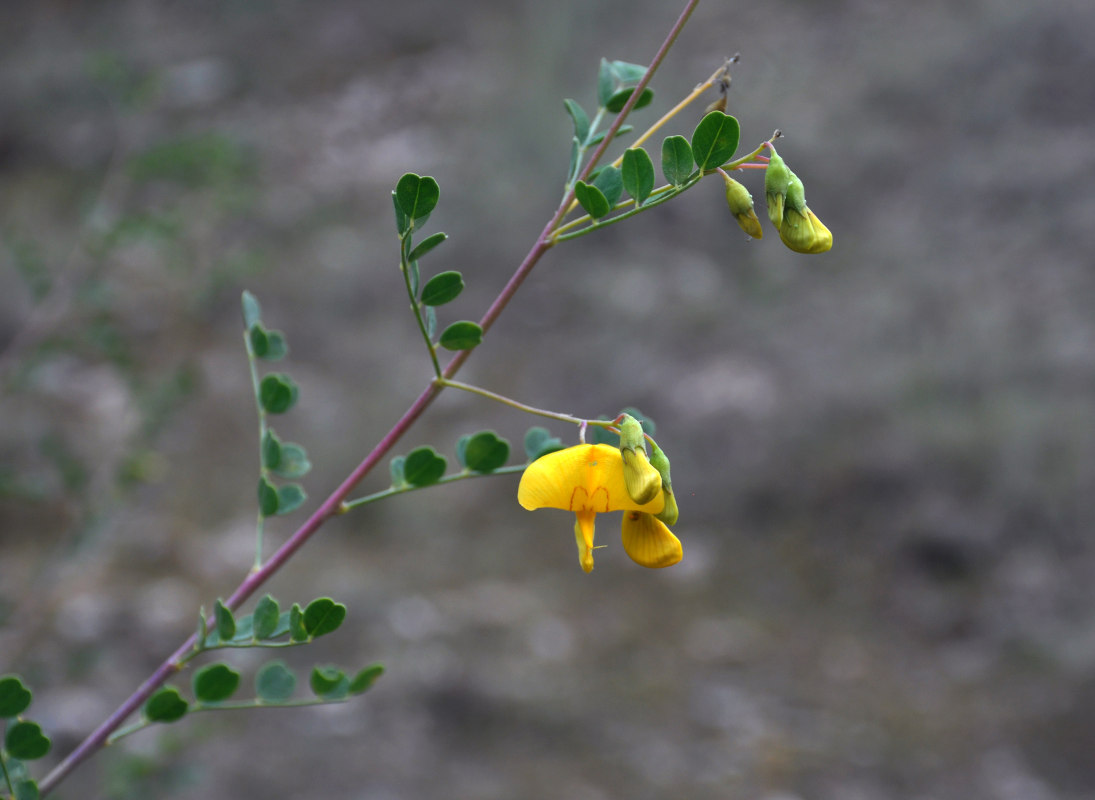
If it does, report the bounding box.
[621,511,683,568]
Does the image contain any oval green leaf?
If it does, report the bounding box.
[259,373,299,415]
[241,290,262,329]
[661,135,694,186]
[256,661,296,702]
[389,455,407,488]
[303,597,347,638]
[596,57,614,107]
[271,442,311,478]
[573,180,610,219]
[310,666,349,699]
[0,675,33,717]
[563,98,590,143]
[593,165,623,208]
[289,603,308,642]
[193,663,241,703]
[261,429,281,470]
[621,147,655,206]
[394,173,440,222]
[5,721,51,760]
[604,86,654,114]
[420,271,465,306]
[463,431,510,473]
[403,446,447,487]
[438,321,483,352]
[275,484,306,515]
[214,599,236,641]
[523,427,564,462]
[407,232,448,263]
[349,664,385,695]
[13,778,38,800]
[258,476,279,516]
[253,595,280,640]
[690,110,740,171]
[144,687,189,723]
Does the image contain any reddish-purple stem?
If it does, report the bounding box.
[37,1,700,794]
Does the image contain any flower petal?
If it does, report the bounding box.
[621,511,683,569]
[518,444,662,513]
[574,510,596,573]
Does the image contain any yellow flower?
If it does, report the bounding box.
[518,444,678,573]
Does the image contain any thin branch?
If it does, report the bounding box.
[36,1,701,793]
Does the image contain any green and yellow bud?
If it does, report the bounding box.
[648,442,679,526]
[763,147,793,230]
[778,205,833,254]
[722,173,763,239]
[618,414,661,505]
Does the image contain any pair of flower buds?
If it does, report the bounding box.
[723,146,833,254]
[517,415,682,573]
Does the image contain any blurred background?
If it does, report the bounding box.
[2,0,1094,798]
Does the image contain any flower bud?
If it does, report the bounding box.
[618,414,660,505]
[722,174,763,239]
[764,147,793,230]
[779,205,833,254]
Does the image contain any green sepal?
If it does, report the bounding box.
[563,98,590,143]
[253,595,280,640]
[420,270,465,306]
[407,231,448,262]
[389,455,407,488]
[573,180,610,219]
[275,483,306,515]
[403,446,447,487]
[690,110,740,171]
[258,476,279,516]
[592,165,623,208]
[289,603,308,642]
[438,321,483,351]
[241,290,262,329]
[661,135,694,186]
[302,597,347,638]
[258,373,299,415]
[604,86,653,114]
[394,173,440,223]
[349,664,385,695]
[462,431,510,473]
[193,663,241,703]
[621,147,655,206]
[310,666,349,700]
[144,686,189,723]
[524,427,563,461]
[214,599,236,641]
[622,406,656,435]
[256,661,296,702]
[5,721,51,760]
[0,675,33,717]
